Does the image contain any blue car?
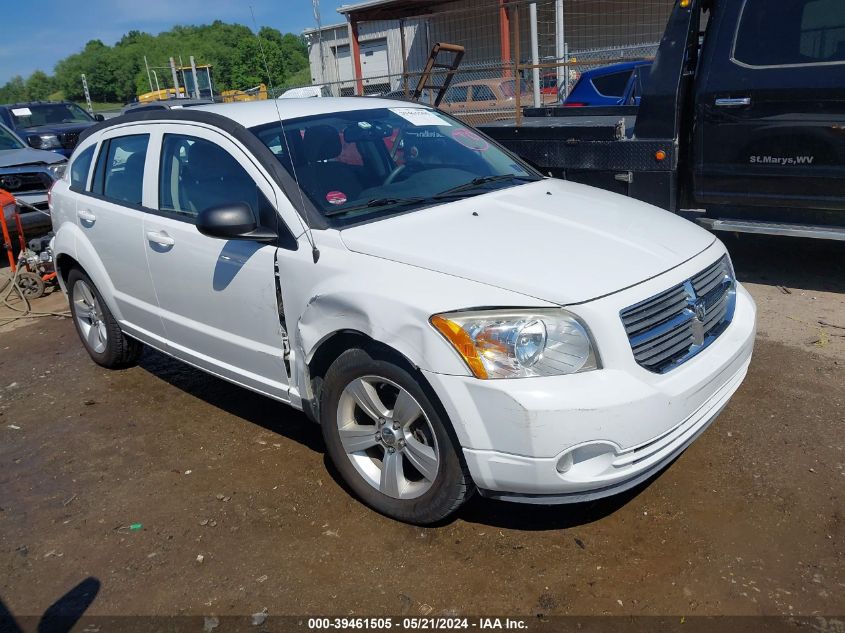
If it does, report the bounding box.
[0,101,102,157]
[563,60,652,107]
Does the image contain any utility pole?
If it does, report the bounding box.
[169,57,182,98]
[144,56,154,93]
[190,56,200,99]
[80,74,94,116]
[313,0,326,85]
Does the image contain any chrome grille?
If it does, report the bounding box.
[58,132,79,149]
[620,256,735,373]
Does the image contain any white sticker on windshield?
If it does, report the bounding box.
[11,107,32,116]
[389,107,451,127]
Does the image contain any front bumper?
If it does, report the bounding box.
[422,252,756,503]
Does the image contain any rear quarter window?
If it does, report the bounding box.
[70,145,95,190]
[590,70,633,97]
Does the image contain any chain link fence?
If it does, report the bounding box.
[292,0,671,125]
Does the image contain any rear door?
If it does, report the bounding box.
[142,125,290,400]
[77,130,163,344]
[694,0,845,221]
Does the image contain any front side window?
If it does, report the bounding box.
[499,79,529,98]
[158,134,258,220]
[70,145,95,190]
[591,70,633,98]
[9,103,94,129]
[250,107,539,226]
[734,0,845,67]
[94,134,149,205]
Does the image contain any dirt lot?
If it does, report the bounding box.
[1,234,843,621]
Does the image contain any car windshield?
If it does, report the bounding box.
[250,107,540,225]
[0,124,24,150]
[9,103,93,128]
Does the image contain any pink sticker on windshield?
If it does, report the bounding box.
[326,191,347,205]
[452,128,489,151]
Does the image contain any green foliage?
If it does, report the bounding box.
[1,22,310,104]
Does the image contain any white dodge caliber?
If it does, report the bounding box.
[50,99,756,524]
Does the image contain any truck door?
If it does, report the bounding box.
[694,0,845,223]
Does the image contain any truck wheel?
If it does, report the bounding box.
[320,348,473,524]
[67,269,142,369]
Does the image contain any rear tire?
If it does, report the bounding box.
[67,269,142,369]
[320,348,473,524]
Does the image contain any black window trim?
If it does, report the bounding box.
[730,0,845,70]
[76,108,328,230]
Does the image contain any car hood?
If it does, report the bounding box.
[339,179,715,305]
[0,147,66,168]
[19,122,93,135]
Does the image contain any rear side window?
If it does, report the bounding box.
[591,70,633,97]
[158,134,258,220]
[70,145,95,190]
[92,134,149,205]
[472,85,497,102]
[734,0,845,67]
[444,86,468,103]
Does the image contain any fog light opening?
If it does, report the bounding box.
[556,452,574,474]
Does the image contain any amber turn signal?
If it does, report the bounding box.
[430,315,489,379]
[655,150,667,161]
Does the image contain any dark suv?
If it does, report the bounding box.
[0,101,103,157]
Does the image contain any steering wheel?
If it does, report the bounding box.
[384,164,407,186]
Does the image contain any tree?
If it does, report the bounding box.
[0,21,313,105]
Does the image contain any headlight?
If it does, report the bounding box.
[46,162,67,179]
[430,309,599,379]
[28,134,62,150]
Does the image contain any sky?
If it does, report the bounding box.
[0,0,349,84]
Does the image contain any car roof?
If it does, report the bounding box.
[189,97,410,128]
[451,78,510,88]
[582,60,652,77]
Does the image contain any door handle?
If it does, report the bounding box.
[146,230,175,247]
[715,97,751,107]
[77,209,96,223]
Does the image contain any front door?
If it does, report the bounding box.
[694,0,845,222]
[142,125,290,400]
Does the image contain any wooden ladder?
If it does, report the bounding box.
[412,43,465,107]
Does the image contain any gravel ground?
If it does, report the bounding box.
[0,234,843,620]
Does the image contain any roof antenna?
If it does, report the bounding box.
[250,5,320,263]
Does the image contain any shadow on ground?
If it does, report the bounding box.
[0,577,100,633]
[722,233,845,294]
[139,347,665,531]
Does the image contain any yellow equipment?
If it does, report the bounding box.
[221,84,269,103]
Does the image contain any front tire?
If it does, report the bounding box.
[67,269,142,369]
[320,349,473,524]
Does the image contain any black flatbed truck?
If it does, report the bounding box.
[479,0,845,241]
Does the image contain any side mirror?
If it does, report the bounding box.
[94,114,105,122]
[196,203,276,242]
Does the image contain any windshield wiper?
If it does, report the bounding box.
[436,174,539,197]
[324,197,426,217]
